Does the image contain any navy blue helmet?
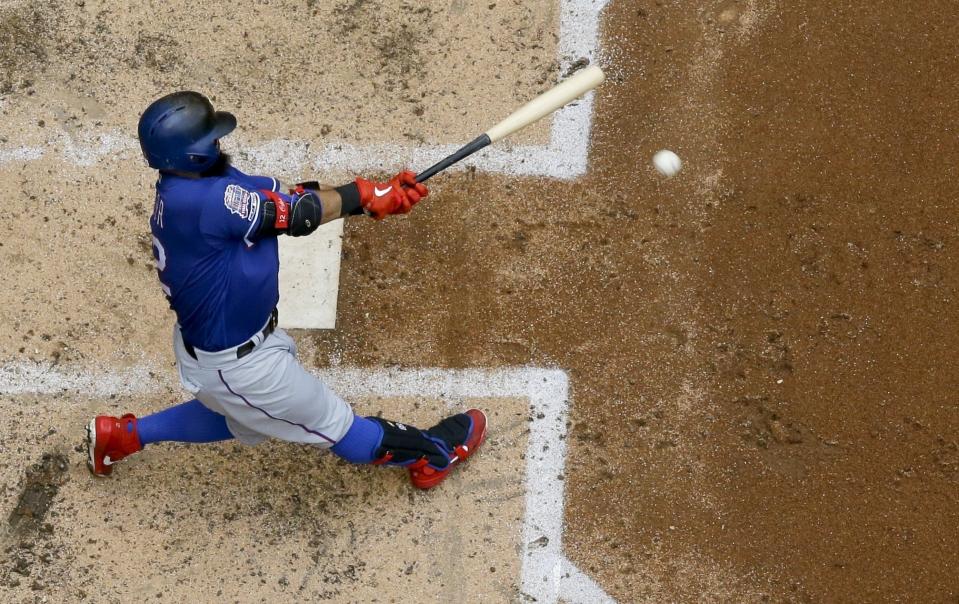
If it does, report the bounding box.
[137,91,236,172]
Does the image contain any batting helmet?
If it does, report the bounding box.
[137,91,236,172]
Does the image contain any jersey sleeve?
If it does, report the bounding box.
[200,181,270,248]
[247,174,282,193]
[225,166,282,194]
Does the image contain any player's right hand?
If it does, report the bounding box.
[355,171,428,220]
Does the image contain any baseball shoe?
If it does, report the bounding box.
[87,414,142,477]
[408,409,488,490]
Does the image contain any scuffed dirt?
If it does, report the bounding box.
[1,0,958,602]
[0,0,560,366]
[0,395,527,602]
[0,0,558,149]
[320,0,959,601]
[2,450,70,595]
[8,452,68,533]
[0,1,49,94]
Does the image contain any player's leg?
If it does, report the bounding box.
[331,411,488,489]
[206,345,354,447]
[87,399,235,477]
[138,399,235,444]
[210,329,488,489]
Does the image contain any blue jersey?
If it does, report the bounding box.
[150,166,287,351]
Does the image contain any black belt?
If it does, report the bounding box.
[184,308,279,361]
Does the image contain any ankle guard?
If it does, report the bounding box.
[424,413,472,455]
[369,417,461,469]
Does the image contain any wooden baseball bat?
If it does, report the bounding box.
[415,65,606,183]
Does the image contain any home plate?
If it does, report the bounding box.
[277,222,343,330]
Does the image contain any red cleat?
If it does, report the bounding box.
[86,414,143,477]
[409,409,488,490]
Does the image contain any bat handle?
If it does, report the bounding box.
[415,134,492,183]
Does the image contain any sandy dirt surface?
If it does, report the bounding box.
[0,0,561,365]
[0,393,526,602]
[317,0,958,601]
[0,0,557,148]
[2,0,959,602]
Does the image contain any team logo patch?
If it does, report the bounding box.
[224,184,257,221]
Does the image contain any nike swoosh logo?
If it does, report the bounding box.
[374,185,393,197]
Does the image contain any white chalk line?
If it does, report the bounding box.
[2,4,614,595]
[0,363,615,604]
[0,0,608,180]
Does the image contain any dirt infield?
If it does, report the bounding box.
[0,392,527,601]
[0,0,562,363]
[0,0,556,148]
[322,0,958,601]
[2,0,958,602]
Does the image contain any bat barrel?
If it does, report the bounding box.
[414,64,605,182]
[484,64,605,144]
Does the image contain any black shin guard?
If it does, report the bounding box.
[425,414,472,453]
[369,417,452,468]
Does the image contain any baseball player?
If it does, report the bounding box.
[86,91,487,490]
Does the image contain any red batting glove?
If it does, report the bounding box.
[355,170,429,220]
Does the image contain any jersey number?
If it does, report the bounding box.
[152,236,173,298]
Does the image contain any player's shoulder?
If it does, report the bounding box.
[217,179,262,223]
[213,169,281,223]
[224,165,281,193]
[156,168,277,224]
[190,168,265,205]
[156,173,209,210]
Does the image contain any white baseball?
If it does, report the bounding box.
[653,150,682,177]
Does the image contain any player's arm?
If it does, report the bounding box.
[254,171,428,238]
[292,182,346,224]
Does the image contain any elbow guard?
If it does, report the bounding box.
[258,189,323,238]
[287,189,323,237]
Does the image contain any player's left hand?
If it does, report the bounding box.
[355,171,428,220]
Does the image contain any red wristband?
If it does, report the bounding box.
[261,190,289,230]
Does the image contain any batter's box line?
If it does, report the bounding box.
[0,0,609,180]
[0,363,616,604]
